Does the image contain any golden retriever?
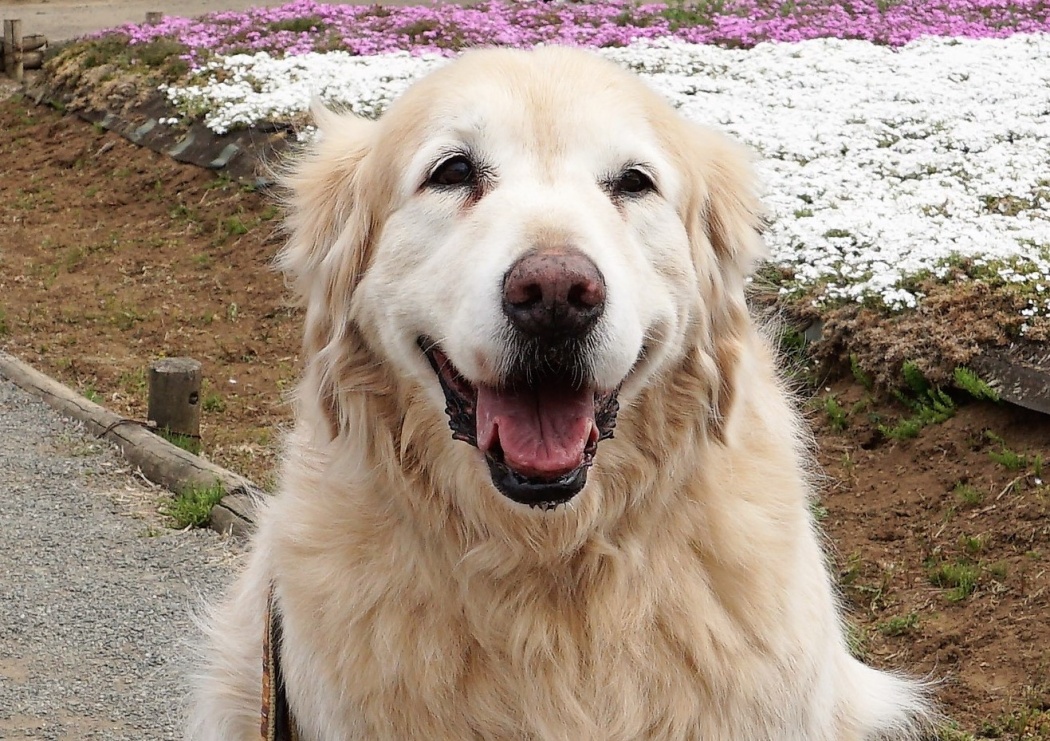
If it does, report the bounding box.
[188,47,931,740]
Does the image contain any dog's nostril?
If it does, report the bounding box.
[567,280,602,309]
[502,248,606,338]
[515,281,544,308]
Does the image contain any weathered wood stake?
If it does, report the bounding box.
[3,19,23,82]
[148,357,202,440]
[21,34,46,52]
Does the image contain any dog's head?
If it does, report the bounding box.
[280,47,766,519]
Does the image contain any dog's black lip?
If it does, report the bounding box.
[418,337,620,509]
[486,452,589,509]
[421,339,478,446]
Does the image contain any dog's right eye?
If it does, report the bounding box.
[428,156,475,187]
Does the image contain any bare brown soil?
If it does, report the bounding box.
[0,96,1047,738]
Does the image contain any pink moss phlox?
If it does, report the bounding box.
[97,0,1050,65]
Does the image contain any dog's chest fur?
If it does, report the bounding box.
[279,529,830,741]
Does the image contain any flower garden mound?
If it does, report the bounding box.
[38,26,1050,404]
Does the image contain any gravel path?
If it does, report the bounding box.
[0,377,241,740]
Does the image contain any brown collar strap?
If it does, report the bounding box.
[262,587,300,741]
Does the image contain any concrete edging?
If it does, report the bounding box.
[0,351,259,537]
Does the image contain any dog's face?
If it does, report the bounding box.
[282,48,765,514]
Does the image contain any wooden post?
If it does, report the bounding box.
[3,19,23,82]
[148,357,202,440]
[22,50,42,70]
[145,11,164,25]
[21,34,46,52]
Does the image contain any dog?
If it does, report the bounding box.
[187,47,932,740]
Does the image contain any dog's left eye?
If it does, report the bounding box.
[428,155,476,187]
[613,168,656,196]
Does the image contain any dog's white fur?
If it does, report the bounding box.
[188,47,931,740]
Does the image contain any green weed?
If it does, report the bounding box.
[928,561,980,601]
[224,216,248,236]
[161,482,225,529]
[934,722,977,741]
[987,441,1028,471]
[844,620,869,659]
[952,366,999,402]
[823,394,848,431]
[987,561,1008,580]
[850,354,873,391]
[119,368,147,396]
[809,498,829,522]
[62,246,86,273]
[202,392,226,413]
[158,428,202,456]
[879,361,955,440]
[954,481,984,507]
[878,612,919,637]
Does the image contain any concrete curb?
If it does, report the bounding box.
[0,351,259,537]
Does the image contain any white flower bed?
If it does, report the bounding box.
[162,35,1050,319]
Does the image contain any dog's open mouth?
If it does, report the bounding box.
[421,341,619,509]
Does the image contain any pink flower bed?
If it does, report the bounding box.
[110,0,1050,62]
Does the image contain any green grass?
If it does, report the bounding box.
[877,612,919,637]
[928,560,980,602]
[953,366,999,402]
[118,367,147,396]
[987,439,1029,471]
[809,497,829,522]
[935,722,977,741]
[822,394,848,430]
[879,360,956,440]
[850,353,874,391]
[158,428,202,455]
[223,216,249,236]
[0,308,9,337]
[844,619,869,659]
[954,481,984,507]
[161,482,225,528]
[202,392,226,413]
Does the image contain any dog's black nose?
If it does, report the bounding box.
[502,248,606,339]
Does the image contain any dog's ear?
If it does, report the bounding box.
[680,125,769,439]
[278,104,378,303]
[277,105,380,439]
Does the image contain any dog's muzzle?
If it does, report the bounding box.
[420,246,620,509]
[423,344,619,509]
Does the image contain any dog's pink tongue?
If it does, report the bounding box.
[477,386,595,478]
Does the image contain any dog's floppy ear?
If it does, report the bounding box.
[277,105,380,439]
[680,125,769,439]
[278,104,377,303]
